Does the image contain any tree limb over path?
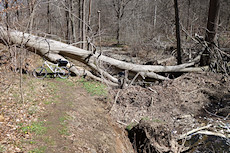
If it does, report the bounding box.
[0,26,204,86]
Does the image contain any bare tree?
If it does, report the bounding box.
[174,0,182,64]
[87,0,92,50]
[65,0,71,43]
[186,0,191,39]
[28,0,37,33]
[47,0,51,34]
[200,0,220,66]
[153,0,157,30]
[82,0,86,49]
[112,0,132,44]
[70,0,76,43]
[1,0,10,29]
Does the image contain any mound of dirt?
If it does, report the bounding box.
[110,72,230,152]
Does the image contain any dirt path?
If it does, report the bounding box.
[33,78,133,153]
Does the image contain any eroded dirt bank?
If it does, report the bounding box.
[109,72,230,152]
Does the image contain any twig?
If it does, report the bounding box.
[1,83,12,94]
[203,107,227,119]
[109,90,121,113]
[117,120,128,126]
[147,87,157,94]
[129,72,140,86]
[196,130,229,139]
[179,124,212,139]
[224,113,230,120]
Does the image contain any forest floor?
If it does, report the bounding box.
[0,45,230,153]
[0,71,134,152]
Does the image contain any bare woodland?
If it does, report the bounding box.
[0,0,229,85]
[0,0,230,152]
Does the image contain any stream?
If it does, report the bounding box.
[183,134,230,153]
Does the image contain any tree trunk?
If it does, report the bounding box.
[47,0,51,34]
[78,0,82,44]
[98,10,102,52]
[174,0,182,65]
[70,0,76,43]
[87,0,92,50]
[117,19,121,45]
[205,0,220,43]
[153,0,157,30]
[65,0,71,43]
[200,0,220,66]
[82,0,86,49]
[4,0,9,29]
[186,0,191,39]
[29,1,36,34]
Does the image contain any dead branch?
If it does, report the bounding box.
[0,26,206,84]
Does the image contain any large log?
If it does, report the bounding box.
[0,26,204,85]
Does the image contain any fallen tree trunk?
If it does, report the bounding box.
[0,26,205,85]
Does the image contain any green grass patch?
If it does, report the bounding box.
[0,145,5,152]
[48,82,58,89]
[47,82,59,93]
[28,146,47,153]
[59,114,72,125]
[58,115,72,136]
[58,127,70,136]
[20,121,47,135]
[151,119,162,123]
[126,122,138,131]
[56,78,75,87]
[43,136,56,146]
[78,78,107,96]
[21,139,37,144]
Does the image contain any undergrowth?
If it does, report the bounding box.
[77,78,108,96]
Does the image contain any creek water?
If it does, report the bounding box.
[183,134,230,153]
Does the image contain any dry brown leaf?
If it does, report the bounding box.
[0,115,4,122]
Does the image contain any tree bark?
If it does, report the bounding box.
[173,0,182,65]
[4,0,9,29]
[200,0,220,66]
[186,0,191,39]
[47,0,51,34]
[65,0,71,43]
[205,0,220,44]
[78,0,82,44]
[87,0,92,50]
[82,0,86,49]
[70,0,76,43]
[153,0,157,30]
[29,0,36,34]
